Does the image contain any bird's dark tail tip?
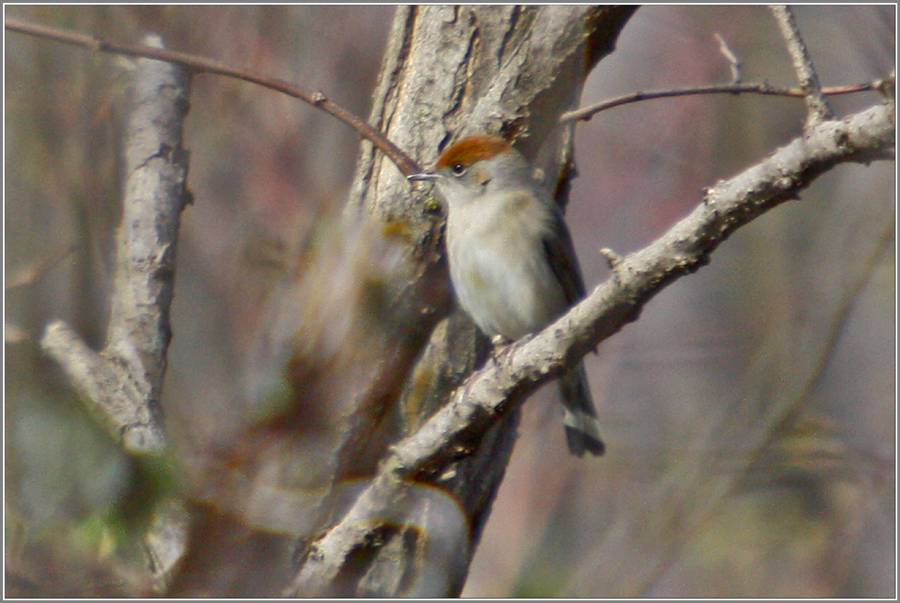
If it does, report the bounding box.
[565,424,605,457]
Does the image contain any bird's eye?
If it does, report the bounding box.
[450,163,467,176]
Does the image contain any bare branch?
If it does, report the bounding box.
[560,80,879,123]
[288,99,894,596]
[715,33,742,84]
[4,17,419,176]
[769,5,836,125]
[40,36,191,455]
[41,321,166,453]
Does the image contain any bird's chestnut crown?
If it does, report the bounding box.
[436,134,513,175]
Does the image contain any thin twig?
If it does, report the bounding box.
[769,5,835,125]
[714,33,742,84]
[560,81,876,123]
[4,17,420,176]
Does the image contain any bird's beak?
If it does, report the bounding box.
[407,170,439,182]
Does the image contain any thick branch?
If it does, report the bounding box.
[40,37,191,455]
[41,321,165,453]
[290,100,893,594]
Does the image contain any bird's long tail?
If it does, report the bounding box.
[558,363,605,457]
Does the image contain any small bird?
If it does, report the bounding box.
[408,134,604,457]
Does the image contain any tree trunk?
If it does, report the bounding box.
[287,6,636,597]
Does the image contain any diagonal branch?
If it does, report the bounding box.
[4,17,419,176]
[289,99,894,596]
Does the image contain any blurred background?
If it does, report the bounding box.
[5,6,894,597]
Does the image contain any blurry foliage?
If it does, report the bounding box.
[4,5,895,598]
[5,5,395,594]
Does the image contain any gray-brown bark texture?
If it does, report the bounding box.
[41,37,190,456]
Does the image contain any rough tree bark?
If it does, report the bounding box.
[40,37,189,457]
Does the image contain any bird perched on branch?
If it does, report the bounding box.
[409,134,604,457]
